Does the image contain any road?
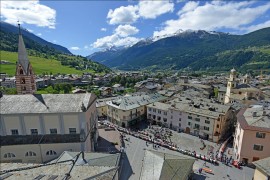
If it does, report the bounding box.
[119,134,255,180]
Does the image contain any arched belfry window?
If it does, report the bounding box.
[21,78,26,84]
[20,69,24,75]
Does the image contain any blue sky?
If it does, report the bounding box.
[1,0,270,56]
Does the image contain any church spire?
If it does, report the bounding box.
[15,22,36,94]
[17,22,30,74]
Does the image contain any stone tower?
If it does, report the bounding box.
[224,68,237,104]
[15,23,36,94]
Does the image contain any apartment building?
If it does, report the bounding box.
[96,97,118,120]
[233,105,270,164]
[0,93,98,163]
[106,93,167,127]
[147,96,233,142]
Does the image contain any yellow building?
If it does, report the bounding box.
[253,157,270,180]
[106,93,167,127]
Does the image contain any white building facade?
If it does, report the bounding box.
[0,93,98,163]
[147,97,233,142]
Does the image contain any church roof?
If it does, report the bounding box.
[17,25,30,74]
[0,93,95,114]
[140,150,195,180]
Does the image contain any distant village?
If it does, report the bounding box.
[1,25,270,180]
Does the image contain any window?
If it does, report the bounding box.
[171,116,173,119]
[195,118,200,122]
[158,110,161,114]
[204,126,209,131]
[46,150,57,156]
[148,108,152,111]
[188,116,192,120]
[19,69,23,74]
[164,112,167,115]
[31,129,38,135]
[206,117,209,120]
[179,118,181,121]
[179,123,181,127]
[194,124,200,129]
[253,144,263,151]
[4,153,16,158]
[216,124,219,128]
[11,129,19,135]
[188,122,191,126]
[163,118,167,122]
[256,132,266,139]
[153,109,156,113]
[50,129,57,134]
[25,151,36,157]
[157,116,161,120]
[21,78,25,84]
[205,120,210,124]
[69,128,76,134]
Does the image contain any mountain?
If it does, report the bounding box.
[86,47,126,65]
[88,28,270,71]
[0,21,71,54]
[0,22,111,75]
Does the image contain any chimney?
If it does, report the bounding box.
[252,111,257,117]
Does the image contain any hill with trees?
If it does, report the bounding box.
[0,22,111,75]
[88,28,270,72]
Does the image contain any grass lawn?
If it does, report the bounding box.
[0,51,95,76]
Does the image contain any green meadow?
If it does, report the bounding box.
[0,51,91,76]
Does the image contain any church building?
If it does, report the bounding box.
[224,68,262,104]
[15,23,36,94]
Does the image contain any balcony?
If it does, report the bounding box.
[0,134,81,146]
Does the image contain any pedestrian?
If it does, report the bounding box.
[199,168,202,174]
[203,161,207,166]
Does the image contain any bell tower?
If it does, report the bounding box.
[15,23,36,94]
[224,68,237,104]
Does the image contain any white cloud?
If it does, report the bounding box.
[1,0,56,29]
[107,1,174,24]
[107,5,139,25]
[101,28,107,32]
[242,20,270,33]
[177,1,199,15]
[37,33,42,36]
[53,40,57,43]
[84,45,89,49]
[139,1,174,19]
[115,25,139,37]
[70,47,80,50]
[92,34,141,49]
[154,1,270,37]
[27,29,33,33]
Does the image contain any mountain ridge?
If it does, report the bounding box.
[88,27,270,71]
[0,21,71,54]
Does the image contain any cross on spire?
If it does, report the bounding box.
[17,20,21,35]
